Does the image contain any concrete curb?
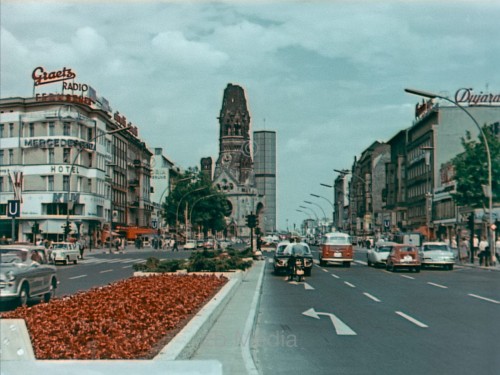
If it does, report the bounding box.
[154,270,244,360]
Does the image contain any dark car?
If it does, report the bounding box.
[273,241,291,274]
[282,242,314,277]
[386,244,421,273]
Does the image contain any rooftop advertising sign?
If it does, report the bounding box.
[455,88,500,106]
[32,66,76,86]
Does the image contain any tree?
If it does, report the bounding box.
[452,124,500,210]
[162,168,229,237]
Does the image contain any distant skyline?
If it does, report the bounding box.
[2,1,499,230]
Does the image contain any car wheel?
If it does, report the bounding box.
[447,264,454,271]
[367,258,372,267]
[18,283,29,307]
[415,267,421,273]
[73,257,78,265]
[319,259,326,267]
[44,279,56,303]
[64,257,68,265]
[343,262,351,268]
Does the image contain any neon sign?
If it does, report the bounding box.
[32,66,76,86]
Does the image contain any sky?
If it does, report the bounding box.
[1,0,499,231]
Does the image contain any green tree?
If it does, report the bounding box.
[162,168,229,237]
[451,124,500,210]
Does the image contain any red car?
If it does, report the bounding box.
[386,244,421,273]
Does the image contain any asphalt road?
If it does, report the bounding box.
[55,248,190,297]
[253,246,500,375]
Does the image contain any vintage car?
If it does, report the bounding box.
[386,244,421,272]
[184,240,197,250]
[281,242,314,276]
[419,242,455,270]
[51,242,79,265]
[367,241,398,267]
[273,241,291,274]
[0,245,58,306]
[319,232,353,267]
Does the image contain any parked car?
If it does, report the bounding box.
[386,244,421,272]
[0,244,58,306]
[367,241,397,267]
[51,242,79,265]
[203,239,215,249]
[419,242,455,270]
[273,241,291,274]
[281,242,314,276]
[184,240,197,250]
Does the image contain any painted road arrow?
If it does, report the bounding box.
[302,308,357,335]
[288,281,315,290]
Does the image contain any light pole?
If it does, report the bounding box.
[158,176,193,234]
[422,146,434,240]
[65,126,131,243]
[405,88,494,263]
[176,186,208,241]
[189,193,217,240]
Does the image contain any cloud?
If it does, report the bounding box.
[71,27,108,56]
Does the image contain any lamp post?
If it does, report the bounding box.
[296,209,311,235]
[422,146,434,240]
[189,193,217,240]
[65,126,131,243]
[304,200,326,235]
[157,176,193,235]
[176,186,208,241]
[405,88,494,263]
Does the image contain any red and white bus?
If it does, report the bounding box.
[319,232,353,268]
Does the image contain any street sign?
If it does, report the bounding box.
[151,219,158,229]
[7,200,21,218]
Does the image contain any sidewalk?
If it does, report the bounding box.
[190,259,265,375]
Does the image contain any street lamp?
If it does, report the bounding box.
[189,193,218,239]
[157,175,194,234]
[405,87,494,263]
[176,186,209,241]
[65,126,131,243]
[299,205,319,221]
[422,146,434,240]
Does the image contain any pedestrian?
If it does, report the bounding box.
[79,240,85,259]
[460,237,469,262]
[495,237,500,264]
[479,246,491,267]
[472,234,479,263]
[173,238,178,252]
[135,237,140,249]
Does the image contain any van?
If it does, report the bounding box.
[319,232,353,267]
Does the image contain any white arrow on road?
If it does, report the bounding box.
[302,308,357,335]
[288,281,315,290]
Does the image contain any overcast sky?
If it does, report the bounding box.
[2,1,499,231]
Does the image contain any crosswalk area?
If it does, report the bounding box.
[79,257,146,266]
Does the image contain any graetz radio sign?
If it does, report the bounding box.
[32,66,76,86]
[455,88,500,106]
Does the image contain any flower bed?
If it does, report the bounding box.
[0,274,227,359]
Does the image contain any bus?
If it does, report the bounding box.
[319,232,353,268]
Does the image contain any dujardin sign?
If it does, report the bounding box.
[455,88,500,106]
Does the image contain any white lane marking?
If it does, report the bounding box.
[99,269,113,274]
[322,268,329,272]
[121,258,145,263]
[344,281,356,288]
[400,275,415,280]
[354,260,367,266]
[468,294,500,304]
[303,308,357,335]
[122,265,133,269]
[267,258,273,263]
[395,311,428,328]
[331,274,340,279]
[304,282,315,290]
[363,292,381,302]
[69,274,87,280]
[427,282,448,289]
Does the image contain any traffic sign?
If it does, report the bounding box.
[7,200,21,218]
[151,219,158,229]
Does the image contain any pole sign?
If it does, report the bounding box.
[7,200,21,218]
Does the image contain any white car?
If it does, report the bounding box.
[51,242,79,265]
[419,242,455,270]
[183,240,197,250]
[367,241,397,267]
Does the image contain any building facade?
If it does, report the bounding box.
[253,130,277,234]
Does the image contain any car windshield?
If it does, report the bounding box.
[52,243,70,249]
[376,246,392,253]
[323,236,351,245]
[0,249,27,263]
[423,244,450,251]
[288,244,311,256]
[276,244,288,255]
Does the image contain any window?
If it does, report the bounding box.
[9,123,14,137]
[0,150,3,165]
[63,122,71,136]
[48,149,55,164]
[29,123,35,137]
[63,176,69,191]
[63,148,71,163]
[0,176,3,192]
[48,176,54,191]
[88,127,93,141]
[49,122,55,136]
[9,149,14,164]
[0,124,3,138]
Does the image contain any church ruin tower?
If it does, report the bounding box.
[215,83,253,184]
[213,83,265,238]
